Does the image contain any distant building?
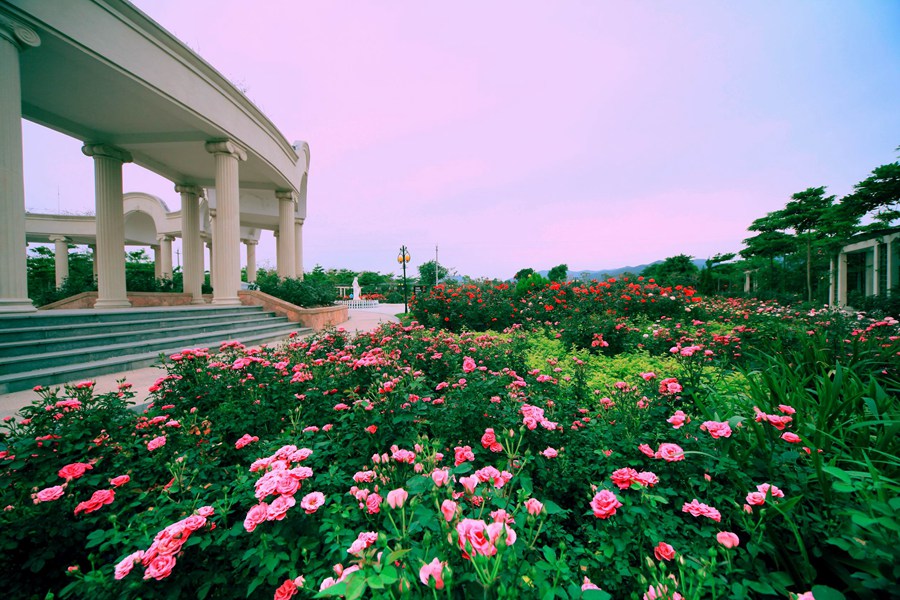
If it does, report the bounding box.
[829,226,899,306]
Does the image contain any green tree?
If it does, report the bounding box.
[843,153,900,230]
[641,255,699,287]
[547,264,569,282]
[514,267,535,281]
[417,260,450,286]
[781,187,837,302]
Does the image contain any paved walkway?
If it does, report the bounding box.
[0,304,405,421]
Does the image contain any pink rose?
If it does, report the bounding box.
[638,444,656,457]
[462,356,476,373]
[109,475,130,488]
[147,436,167,451]
[419,557,446,589]
[611,467,640,490]
[700,420,732,439]
[182,515,207,532]
[386,488,408,509]
[454,445,474,466]
[244,502,269,532]
[781,432,801,443]
[34,485,65,503]
[347,531,378,555]
[58,462,92,481]
[440,499,457,523]
[655,443,685,462]
[274,578,299,600]
[197,505,214,517]
[746,491,766,506]
[716,531,740,548]
[234,434,259,449]
[365,493,382,514]
[300,492,325,514]
[541,447,558,459]
[525,498,544,516]
[582,576,601,591]
[143,554,177,580]
[74,489,115,515]
[113,550,144,580]
[431,469,450,487]
[456,518,495,557]
[653,542,675,561]
[666,410,689,429]
[590,490,622,519]
[267,495,296,521]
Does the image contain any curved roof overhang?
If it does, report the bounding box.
[6,0,308,196]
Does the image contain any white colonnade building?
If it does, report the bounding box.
[1,0,309,312]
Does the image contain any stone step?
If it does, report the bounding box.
[0,315,291,357]
[0,310,269,344]
[0,325,311,394]
[0,305,263,330]
[0,320,304,376]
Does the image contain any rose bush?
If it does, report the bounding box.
[0,293,897,599]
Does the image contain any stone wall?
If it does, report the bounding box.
[238,290,347,331]
[39,292,213,310]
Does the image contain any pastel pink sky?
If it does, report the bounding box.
[22,1,900,279]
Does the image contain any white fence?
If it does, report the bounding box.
[336,299,380,309]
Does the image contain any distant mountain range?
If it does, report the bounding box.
[535,258,708,281]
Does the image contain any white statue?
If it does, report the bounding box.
[352,276,361,300]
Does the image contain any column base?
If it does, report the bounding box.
[94,298,132,309]
[211,297,241,306]
[190,297,208,305]
[0,298,37,313]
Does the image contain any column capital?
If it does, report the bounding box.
[242,239,259,246]
[0,13,41,50]
[295,217,305,226]
[175,184,201,196]
[82,143,133,163]
[48,235,69,244]
[205,139,247,161]
[157,234,175,243]
[275,190,296,204]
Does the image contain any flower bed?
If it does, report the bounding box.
[0,301,898,599]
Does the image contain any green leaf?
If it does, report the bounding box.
[345,573,367,600]
[381,564,399,584]
[367,575,384,590]
[315,581,347,597]
[810,585,846,600]
[822,466,852,484]
[542,545,557,562]
[543,499,565,515]
[582,589,612,600]
[85,529,106,549]
[745,580,776,594]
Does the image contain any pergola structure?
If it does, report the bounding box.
[1,0,308,312]
[25,193,271,293]
[829,227,899,307]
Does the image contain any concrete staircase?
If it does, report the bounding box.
[0,306,309,393]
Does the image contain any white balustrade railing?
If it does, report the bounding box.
[336,299,380,309]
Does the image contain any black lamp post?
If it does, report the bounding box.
[397,245,410,313]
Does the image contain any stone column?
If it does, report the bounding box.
[828,258,836,306]
[49,235,70,288]
[887,239,895,297]
[743,271,751,294]
[0,15,39,312]
[207,208,216,292]
[873,244,881,296]
[276,191,296,278]
[294,217,304,280]
[245,240,258,283]
[838,252,848,307]
[82,143,132,309]
[176,185,204,303]
[89,244,98,279]
[158,235,174,280]
[152,245,162,279]
[205,141,245,304]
